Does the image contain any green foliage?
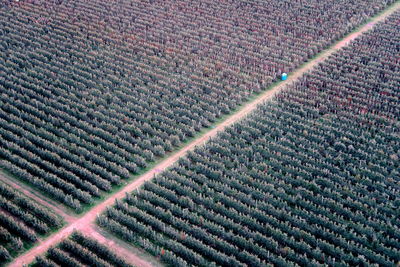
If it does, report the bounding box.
[30,231,133,267]
[0,246,11,262]
[32,256,60,267]
[70,231,132,267]
[0,181,63,264]
[98,11,400,267]
[0,0,394,211]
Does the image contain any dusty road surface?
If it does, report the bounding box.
[7,2,400,267]
[89,223,163,267]
[0,172,76,224]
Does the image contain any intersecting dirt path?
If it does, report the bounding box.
[0,172,76,224]
[8,2,400,267]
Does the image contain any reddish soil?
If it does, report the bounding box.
[0,172,76,224]
[335,22,376,50]
[6,3,400,266]
[333,3,399,50]
[89,223,162,267]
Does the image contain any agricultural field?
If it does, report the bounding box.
[0,0,395,210]
[98,11,400,267]
[0,181,63,264]
[30,231,133,267]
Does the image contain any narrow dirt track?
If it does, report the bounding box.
[7,2,400,267]
[88,223,163,267]
[0,172,76,224]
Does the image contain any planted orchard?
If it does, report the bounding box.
[0,181,63,264]
[30,231,133,267]
[98,11,400,266]
[0,0,394,210]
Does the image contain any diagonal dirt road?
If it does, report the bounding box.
[7,2,400,267]
[0,171,76,224]
[88,223,163,267]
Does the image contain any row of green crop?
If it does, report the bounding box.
[0,181,63,264]
[31,231,133,267]
[0,0,394,209]
[98,10,400,266]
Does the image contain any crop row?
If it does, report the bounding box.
[0,0,394,209]
[31,231,133,267]
[0,180,63,264]
[98,11,400,266]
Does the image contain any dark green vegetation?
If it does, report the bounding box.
[0,0,395,210]
[0,181,63,264]
[31,231,133,267]
[98,11,400,266]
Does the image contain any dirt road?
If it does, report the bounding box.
[89,223,163,267]
[0,172,76,224]
[7,2,400,267]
